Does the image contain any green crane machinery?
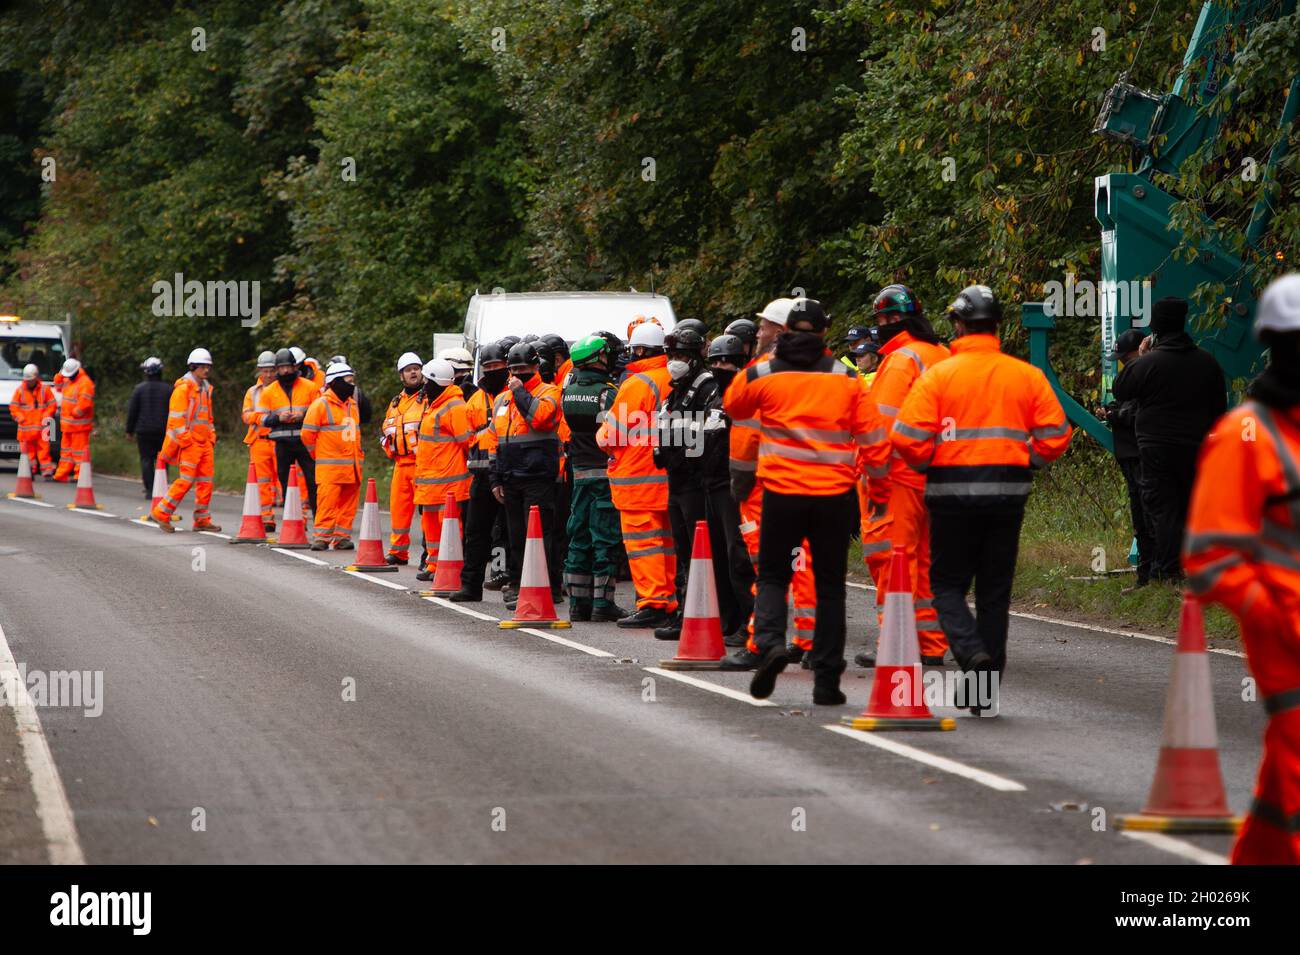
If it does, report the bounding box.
[1024,0,1299,451]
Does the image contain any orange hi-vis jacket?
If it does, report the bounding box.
[242,380,273,444]
[55,371,95,434]
[869,331,950,495]
[415,385,473,504]
[382,389,426,460]
[596,354,671,509]
[261,376,318,440]
[727,354,768,484]
[490,374,563,484]
[165,372,217,454]
[892,334,1071,506]
[465,387,498,477]
[9,380,55,439]
[724,347,890,497]
[302,389,363,484]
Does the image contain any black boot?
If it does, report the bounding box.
[448,589,482,602]
[812,661,847,705]
[590,603,631,622]
[654,614,683,641]
[717,648,763,671]
[616,606,672,629]
[484,572,508,591]
[854,651,876,668]
[570,602,592,623]
[749,646,790,699]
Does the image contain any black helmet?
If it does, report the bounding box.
[674,318,707,338]
[946,284,1002,324]
[507,341,540,368]
[498,335,521,351]
[873,284,922,322]
[707,333,747,364]
[532,340,554,364]
[596,330,623,359]
[665,327,706,356]
[274,347,295,366]
[724,318,757,347]
[521,333,539,343]
[479,341,508,365]
[539,333,569,359]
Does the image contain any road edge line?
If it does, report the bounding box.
[1119,829,1228,865]
[643,666,776,707]
[822,723,1027,792]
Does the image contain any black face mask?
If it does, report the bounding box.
[278,371,298,387]
[423,381,447,402]
[480,368,509,394]
[539,363,555,384]
[329,379,355,401]
[403,381,422,395]
[710,367,737,391]
[513,371,535,385]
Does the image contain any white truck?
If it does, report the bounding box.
[0,311,73,464]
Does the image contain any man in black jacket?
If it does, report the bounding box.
[702,333,750,640]
[1101,329,1155,588]
[125,356,172,496]
[1112,297,1227,582]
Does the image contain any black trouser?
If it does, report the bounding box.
[668,482,708,614]
[929,502,1026,674]
[460,471,504,592]
[503,475,560,592]
[136,432,164,494]
[552,476,571,590]
[705,484,748,634]
[274,438,317,512]
[1118,455,1154,583]
[1138,443,1199,581]
[752,489,853,682]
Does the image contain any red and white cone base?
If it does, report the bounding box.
[501,505,570,629]
[661,521,726,669]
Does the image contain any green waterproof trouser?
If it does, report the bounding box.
[564,478,622,607]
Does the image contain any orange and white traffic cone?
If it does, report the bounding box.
[660,520,726,669]
[842,546,956,731]
[137,456,172,524]
[344,478,398,573]
[230,461,269,544]
[500,505,570,630]
[8,452,39,500]
[419,492,464,597]
[1117,594,1243,833]
[67,461,101,510]
[276,464,310,548]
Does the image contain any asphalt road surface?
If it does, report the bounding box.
[0,468,1264,864]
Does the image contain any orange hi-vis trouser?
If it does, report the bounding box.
[314,482,360,546]
[156,443,215,525]
[862,480,946,658]
[250,438,277,524]
[53,430,90,481]
[621,509,678,611]
[19,431,54,476]
[741,488,814,653]
[389,456,417,561]
[419,501,447,573]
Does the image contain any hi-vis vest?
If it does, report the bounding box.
[302,390,363,483]
[166,372,216,448]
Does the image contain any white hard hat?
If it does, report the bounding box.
[256,350,277,368]
[422,358,455,386]
[1255,273,1300,337]
[187,347,213,366]
[325,360,354,383]
[140,355,164,372]
[60,358,81,376]
[629,322,666,349]
[438,346,473,370]
[22,363,38,380]
[755,297,795,326]
[396,351,423,372]
[289,346,307,364]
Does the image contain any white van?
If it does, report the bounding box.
[0,312,73,464]
[452,291,677,371]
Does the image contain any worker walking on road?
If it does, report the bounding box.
[597,322,677,628]
[301,361,364,550]
[452,342,511,601]
[241,352,279,532]
[560,334,629,622]
[51,358,94,482]
[892,286,1071,708]
[381,352,425,566]
[262,347,320,515]
[413,358,472,581]
[1184,273,1300,865]
[151,349,220,532]
[9,363,56,480]
[126,357,172,495]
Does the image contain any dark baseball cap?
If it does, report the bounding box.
[787,298,829,332]
[845,325,872,343]
[1108,328,1147,360]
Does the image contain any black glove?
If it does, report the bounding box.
[730,470,756,504]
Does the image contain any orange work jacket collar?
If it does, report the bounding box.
[949,334,1001,356]
[429,383,465,411]
[878,328,920,358]
[321,388,356,416]
[181,371,211,392]
[627,354,667,375]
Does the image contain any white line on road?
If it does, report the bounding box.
[0,620,85,865]
[342,569,409,590]
[644,667,776,707]
[519,627,615,658]
[424,597,501,622]
[822,723,1027,792]
[198,530,231,539]
[67,507,117,519]
[4,496,54,508]
[272,548,330,565]
[1120,830,1229,865]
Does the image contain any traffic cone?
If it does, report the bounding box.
[343,478,398,573]
[660,521,726,669]
[230,461,270,543]
[500,505,570,629]
[418,493,464,597]
[7,452,39,499]
[67,461,101,510]
[842,546,956,731]
[276,464,310,548]
[1117,594,1243,832]
[150,456,170,517]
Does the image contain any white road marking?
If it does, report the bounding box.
[198,530,231,539]
[0,620,85,865]
[519,627,615,658]
[424,597,501,622]
[1120,830,1229,865]
[273,548,330,565]
[643,667,776,707]
[4,496,54,508]
[342,569,409,590]
[67,507,117,518]
[822,724,1027,792]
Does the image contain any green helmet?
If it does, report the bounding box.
[570,333,609,366]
